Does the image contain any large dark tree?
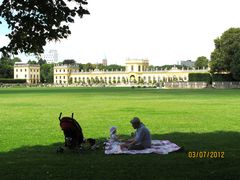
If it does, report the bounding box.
[84,63,96,71]
[40,63,54,83]
[0,56,21,78]
[210,28,240,80]
[0,0,89,56]
[194,56,209,69]
[63,59,76,65]
[37,58,47,66]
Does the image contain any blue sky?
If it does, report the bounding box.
[0,0,10,49]
[0,17,9,36]
[1,0,240,65]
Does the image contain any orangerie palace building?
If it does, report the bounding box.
[53,59,208,85]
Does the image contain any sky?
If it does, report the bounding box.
[1,0,240,65]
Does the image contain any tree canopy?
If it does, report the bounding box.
[194,56,209,69]
[210,28,240,80]
[0,56,21,78]
[40,63,54,83]
[28,60,38,64]
[63,59,76,65]
[0,0,89,56]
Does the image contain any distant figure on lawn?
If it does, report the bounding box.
[120,117,151,150]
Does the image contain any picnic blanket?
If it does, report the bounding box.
[105,140,181,155]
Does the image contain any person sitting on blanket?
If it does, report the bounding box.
[120,117,151,150]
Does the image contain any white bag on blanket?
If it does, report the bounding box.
[105,140,181,155]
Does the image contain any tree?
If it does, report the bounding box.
[95,77,100,84]
[210,28,240,80]
[0,56,21,78]
[40,64,53,83]
[84,63,96,71]
[194,56,209,69]
[96,63,105,70]
[63,59,76,65]
[28,60,37,64]
[87,78,90,85]
[78,63,84,71]
[106,64,125,71]
[37,58,47,66]
[139,78,144,84]
[210,38,227,73]
[12,57,21,63]
[148,65,155,70]
[154,64,190,70]
[122,77,126,84]
[0,0,89,56]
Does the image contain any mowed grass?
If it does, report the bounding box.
[0,87,239,180]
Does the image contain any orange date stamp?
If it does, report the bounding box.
[188,151,224,158]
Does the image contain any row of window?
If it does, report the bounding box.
[15,69,39,72]
[68,76,187,80]
[54,76,187,82]
[55,69,79,73]
[15,74,39,78]
[56,69,66,73]
[55,80,67,84]
[55,76,66,79]
[130,65,147,72]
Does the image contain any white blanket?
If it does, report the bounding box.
[105,140,181,155]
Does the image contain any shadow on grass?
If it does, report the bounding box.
[0,131,239,180]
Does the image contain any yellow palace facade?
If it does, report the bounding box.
[53,59,208,85]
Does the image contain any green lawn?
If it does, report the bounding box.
[0,87,239,180]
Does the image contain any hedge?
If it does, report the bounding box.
[0,78,26,83]
[188,73,212,83]
[212,74,235,82]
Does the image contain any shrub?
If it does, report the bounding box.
[212,74,235,82]
[0,78,26,83]
[188,73,211,83]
